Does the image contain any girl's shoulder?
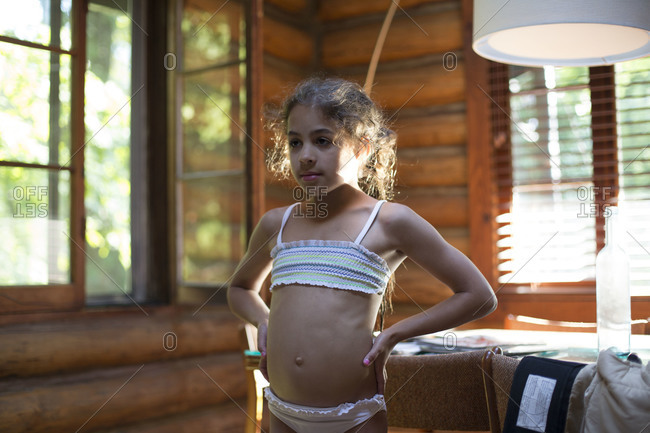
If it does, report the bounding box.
[377,201,420,225]
[256,205,295,236]
[376,201,437,242]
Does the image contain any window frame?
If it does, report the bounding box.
[1,0,264,315]
[168,0,264,306]
[0,0,86,314]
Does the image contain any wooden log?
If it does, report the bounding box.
[0,284,81,315]
[92,400,248,433]
[0,353,246,433]
[0,307,241,378]
[395,186,468,228]
[265,0,308,14]
[323,9,462,68]
[392,259,453,306]
[385,303,437,328]
[393,111,467,149]
[349,62,466,110]
[262,57,306,104]
[319,0,451,21]
[397,147,467,187]
[263,17,313,67]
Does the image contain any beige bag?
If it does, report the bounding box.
[566,350,650,433]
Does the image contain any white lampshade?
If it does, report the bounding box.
[473,0,650,66]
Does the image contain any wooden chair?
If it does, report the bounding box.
[239,323,267,433]
[505,314,650,334]
[386,350,495,431]
[481,347,521,433]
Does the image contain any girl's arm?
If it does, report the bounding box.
[384,203,497,341]
[227,210,279,330]
[364,204,497,391]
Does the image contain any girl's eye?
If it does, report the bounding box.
[316,137,332,146]
[288,139,301,148]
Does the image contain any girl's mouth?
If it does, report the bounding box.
[301,173,319,181]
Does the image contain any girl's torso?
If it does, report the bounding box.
[265,199,400,407]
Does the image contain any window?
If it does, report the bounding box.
[170,0,252,304]
[0,0,260,314]
[0,0,82,312]
[491,58,650,296]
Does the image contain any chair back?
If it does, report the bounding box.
[481,348,521,433]
[386,350,493,431]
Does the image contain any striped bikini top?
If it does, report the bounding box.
[270,200,391,295]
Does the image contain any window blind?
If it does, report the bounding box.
[491,58,650,296]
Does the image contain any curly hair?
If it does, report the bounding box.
[266,77,398,329]
[266,77,397,201]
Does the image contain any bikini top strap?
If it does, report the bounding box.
[354,200,386,245]
[277,203,300,244]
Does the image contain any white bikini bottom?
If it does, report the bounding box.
[264,387,386,433]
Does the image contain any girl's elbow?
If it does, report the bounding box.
[476,290,498,317]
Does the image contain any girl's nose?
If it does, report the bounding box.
[299,144,315,164]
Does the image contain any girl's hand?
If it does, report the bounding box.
[362,331,397,395]
[257,322,269,381]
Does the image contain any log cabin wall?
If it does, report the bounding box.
[0,306,247,432]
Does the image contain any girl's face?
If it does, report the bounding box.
[286,104,363,193]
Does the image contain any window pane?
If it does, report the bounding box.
[176,0,248,295]
[182,65,246,174]
[181,175,245,283]
[500,66,596,284]
[182,0,245,71]
[0,0,72,50]
[0,166,70,285]
[85,1,133,298]
[0,43,72,166]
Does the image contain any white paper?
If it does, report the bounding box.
[516,374,557,432]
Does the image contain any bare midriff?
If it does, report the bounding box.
[266,284,383,407]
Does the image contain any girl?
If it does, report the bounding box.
[228,78,497,433]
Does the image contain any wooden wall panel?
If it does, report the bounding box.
[94,402,247,433]
[323,9,462,68]
[393,112,466,149]
[0,353,245,433]
[396,187,468,227]
[0,308,239,378]
[393,259,454,304]
[319,0,449,21]
[263,17,313,67]
[397,148,466,187]
[358,62,466,110]
[261,58,307,108]
[265,0,308,14]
